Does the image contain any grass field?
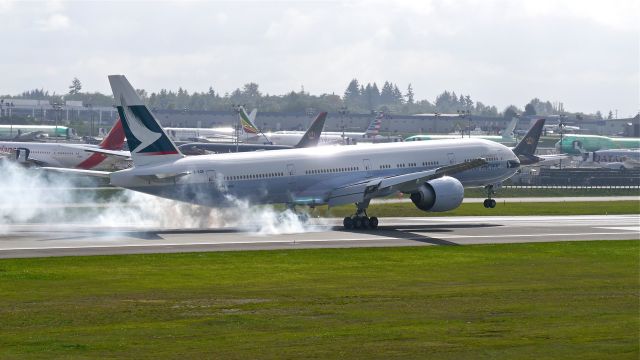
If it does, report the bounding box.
[1,241,638,359]
[317,200,640,218]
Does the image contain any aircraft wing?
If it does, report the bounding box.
[40,167,111,178]
[327,158,487,207]
[84,148,131,159]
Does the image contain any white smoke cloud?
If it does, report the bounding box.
[0,160,327,236]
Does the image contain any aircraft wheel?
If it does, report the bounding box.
[369,217,379,230]
[483,199,490,208]
[343,217,354,230]
[354,217,363,229]
[489,199,496,208]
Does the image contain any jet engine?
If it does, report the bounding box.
[410,176,464,212]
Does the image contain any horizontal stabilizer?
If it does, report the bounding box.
[84,148,131,159]
[40,167,111,178]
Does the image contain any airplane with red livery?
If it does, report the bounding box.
[0,118,131,170]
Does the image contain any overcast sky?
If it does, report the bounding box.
[1,0,638,116]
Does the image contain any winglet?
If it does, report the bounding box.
[295,112,328,148]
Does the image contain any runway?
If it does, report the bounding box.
[0,215,638,258]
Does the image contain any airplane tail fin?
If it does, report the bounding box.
[248,108,258,123]
[108,75,183,167]
[500,117,518,141]
[239,107,260,135]
[365,113,384,137]
[98,117,125,150]
[294,112,327,148]
[513,118,545,164]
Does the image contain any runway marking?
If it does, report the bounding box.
[0,232,637,253]
[596,227,640,232]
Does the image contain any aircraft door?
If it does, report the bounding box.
[362,159,372,176]
[285,164,296,191]
[447,152,456,165]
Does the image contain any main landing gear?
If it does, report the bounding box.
[483,185,497,208]
[343,201,379,230]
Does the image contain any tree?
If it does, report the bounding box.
[524,103,537,116]
[405,83,414,104]
[607,110,613,120]
[343,79,361,107]
[68,77,82,95]
[503,105,519,119]
[595,110,603,120]
[380,81,394,105]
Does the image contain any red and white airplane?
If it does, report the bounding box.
[0,119,131,171]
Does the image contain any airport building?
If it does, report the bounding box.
[1,98,638,137]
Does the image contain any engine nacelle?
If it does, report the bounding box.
[410,176,464,212]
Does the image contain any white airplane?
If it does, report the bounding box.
[51,75,521,229]
[165,108,258,142]
[273,112,400,143]
[236,107,346,146]
[0,119,130,170]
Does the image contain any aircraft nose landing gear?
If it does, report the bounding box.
[483,185,497,208]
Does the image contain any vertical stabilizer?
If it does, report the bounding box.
[513,118,545,164]
[98,117,125,150]
[365,113,384,137]
[500,117,518,141]
[295,112,328,148]
[108,75,183,167]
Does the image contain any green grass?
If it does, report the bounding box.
[316,200,640,218]
[0,241,638,359]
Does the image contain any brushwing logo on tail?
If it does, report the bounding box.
[120,95,160,153]
[117,96,178,155]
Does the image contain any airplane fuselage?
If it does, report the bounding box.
[110,138,519,207]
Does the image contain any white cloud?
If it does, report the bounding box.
[36,13,70,31]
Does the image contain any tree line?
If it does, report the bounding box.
[1,77,608,120]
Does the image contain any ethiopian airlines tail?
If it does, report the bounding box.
[108,75,183,166]
[239,107,260,135]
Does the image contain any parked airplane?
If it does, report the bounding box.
[0,125,77,139]
[0,119,130,170]
[178,112,328,155]
[404,118,519,145]
[165,108,258,142]
[240,107,345,146]
[556,134,640,155]
[272,112,401,143]
[50,75,521,229]
[579,149,640,170]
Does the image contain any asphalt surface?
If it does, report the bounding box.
[0,215,638,258]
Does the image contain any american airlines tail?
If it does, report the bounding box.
[365,113,384,137]
[108,75,183,167]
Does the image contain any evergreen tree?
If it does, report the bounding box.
[343,79,361,106]
[380,81,394,105]
[405,83,414,104]
[68,77,82,95]
[524,102,537,116]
